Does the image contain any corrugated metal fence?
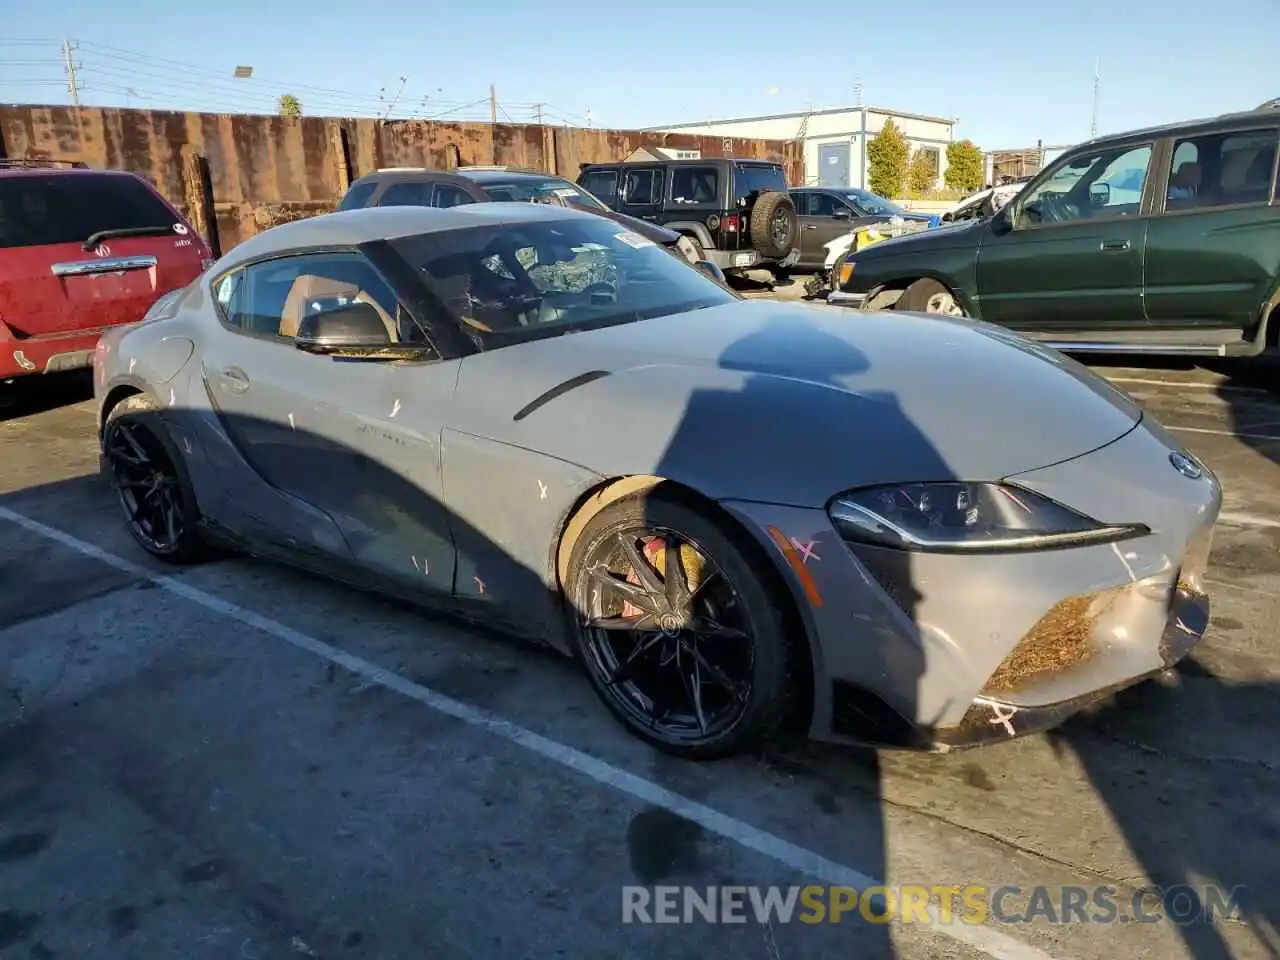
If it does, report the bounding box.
[0,106,805,255]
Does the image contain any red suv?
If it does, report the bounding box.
[0,160,211,384]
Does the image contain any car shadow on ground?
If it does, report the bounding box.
[0,371,94,423]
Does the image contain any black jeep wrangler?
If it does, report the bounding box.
[576,158,800,277]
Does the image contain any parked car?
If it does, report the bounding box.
[577,158,800,278]
[0,159,212,385]
[831,107,1280,357]
[95,202,1219,759]
[337,166,703,264]
[790,187,934,270]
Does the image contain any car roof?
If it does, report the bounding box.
[1077,107,1280,150]
[216,203,598,269]
[581,158,782,169]
[0,166,141,180]
[458,168,565,184]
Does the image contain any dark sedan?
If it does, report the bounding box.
[789,187,934,270]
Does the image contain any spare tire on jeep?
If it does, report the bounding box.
[749,191,798,259]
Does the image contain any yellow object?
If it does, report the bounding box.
[837,260,856,286]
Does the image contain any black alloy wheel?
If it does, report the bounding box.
[568,495,798,758]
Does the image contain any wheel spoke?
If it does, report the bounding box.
[687,644,748,703]
[161,492,179,546]
[606,632,664,686]
[687,568,722,609]
[617,533,665,597]
[693,618,749,642]
[586,613,655,631]
[586,564,663,616]
[677,642,708,734]
[118,424,150,466]
[663,537,692,611]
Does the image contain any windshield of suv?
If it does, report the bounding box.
[0,173,177,248]
[835,189,905,218]
[731,164,788,204]
[478,177,608,212]
[392,215,737,350]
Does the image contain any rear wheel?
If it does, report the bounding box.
[102,394,209,564]
[897,277,966,316]
[566,493,798,759]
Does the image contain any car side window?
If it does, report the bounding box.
[378,182,431,207]
[432,184,475,208]
[214,252,427,346]
[621,169,660,206]
[790,192,810,216]
[1166,128,1277,211]
[809,193,841,217]
[1017,144,1152,228]
[337,181,377,210]
[580,170,618,204]
[670,167,719,205]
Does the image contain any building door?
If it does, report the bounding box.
[818,143,851,188]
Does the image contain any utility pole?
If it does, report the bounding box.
[489,84,497,123]
[62,39,80,106]
[533,103,544,125]
[1090,57,1101,139]
[585,106,592,128]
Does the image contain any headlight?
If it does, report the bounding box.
[828,482,1147,553]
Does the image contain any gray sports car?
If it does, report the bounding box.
[93,203,1222,759]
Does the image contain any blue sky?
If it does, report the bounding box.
[1,0,1275,151]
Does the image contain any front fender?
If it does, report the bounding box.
[852,250,980,316]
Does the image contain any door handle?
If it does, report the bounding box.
[219,367,251,394]
[804,224,818,230]
[1099,240,1131,252]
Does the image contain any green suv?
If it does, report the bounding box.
[832,106,1280,357]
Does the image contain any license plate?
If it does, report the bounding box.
[734,253,754,267]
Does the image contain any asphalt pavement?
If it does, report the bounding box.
[0,343,1277,960]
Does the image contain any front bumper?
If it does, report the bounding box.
[930,586,1208,750]
[826,290,866,308]
[719,417,1223,750]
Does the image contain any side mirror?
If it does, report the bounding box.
[832,208,851,220]
[1089,182,1111,207]
[295,300,391,353]
[940,211,954,223]
[693,260,727,285]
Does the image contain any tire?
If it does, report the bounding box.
[748,191,798,259]
[897,278,966,316]
[566,492,800,759]
[675,234,705,265]
[101,393,210,564]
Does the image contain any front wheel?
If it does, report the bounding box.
[897,278,966,317]
[566,493,799,759]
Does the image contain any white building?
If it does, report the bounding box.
[650,106,957,192]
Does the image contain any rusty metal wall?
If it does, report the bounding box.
[0,105,805,253]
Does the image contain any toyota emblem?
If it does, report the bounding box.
[1169,451,1203,480]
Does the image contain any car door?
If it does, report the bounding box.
[794,191,854,267]
[201,249,457,596]
[617,165,665,224]
[976,142,1154,333]
[1143,125,1279,331]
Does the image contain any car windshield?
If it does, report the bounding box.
[392,215,737,350]
[836,189,905,217]
[478,178,608,212]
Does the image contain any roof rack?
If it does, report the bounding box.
[0,158,89,170]
[455,164,510,172]
[375,166,431,173]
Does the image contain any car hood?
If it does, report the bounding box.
[452,300,1142,507]
[853,217,983,258]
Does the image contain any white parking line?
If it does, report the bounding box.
[0,504,1055,960]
